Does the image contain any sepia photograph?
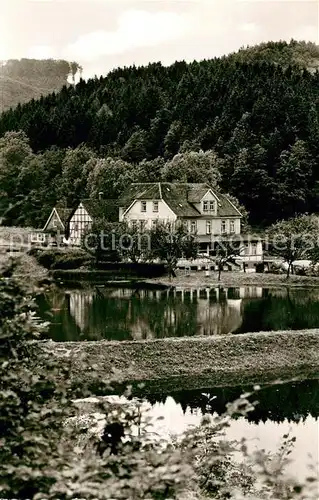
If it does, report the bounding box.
[1,0,319,499]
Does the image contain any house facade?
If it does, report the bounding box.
[30,207,72,246]
[119,183,242,236]
[67,202,93,246]
[65,198,119,246]
[119,183,263,266]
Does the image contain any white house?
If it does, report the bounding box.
[118,182,263,267]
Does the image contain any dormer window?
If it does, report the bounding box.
[141,201,146,212]
[153,201,159,212]
[203,200,216,212]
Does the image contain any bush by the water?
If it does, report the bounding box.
[28,247,93,270]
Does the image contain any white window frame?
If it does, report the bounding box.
[221,220,227,234]
[230,220,235,233]
[203,201,208,212]
[209,201,215,212]
[131,220,137,230]
[206,220,211,235]
[190,220,197,234]
[153,201,159,213]
[151,219,157,229]
[141,201,147,212]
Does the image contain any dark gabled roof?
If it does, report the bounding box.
[217,194,242,217]
[160,184,201,216]
[42,206,73,231]
[55,207,73,226]
[187,184,214,203]
[81,198,119,222]
[118,183,162,211]
[119,183,242,218]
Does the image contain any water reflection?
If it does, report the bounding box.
[134,378,319,424]
[75,378,319,481]
[37,286,319,341]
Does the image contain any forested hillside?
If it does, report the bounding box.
[0,59,82,112]
[228,39,319,71]
[1,40,319,228]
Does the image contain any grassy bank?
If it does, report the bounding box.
[0,250,50,288]
[150,270,319,288]
[36,330,319,395]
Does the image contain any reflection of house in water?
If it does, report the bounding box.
[63,286,265,340]
[68,290,94,331]
[165,286,263,336]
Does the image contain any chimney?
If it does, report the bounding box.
[98,192,104,200]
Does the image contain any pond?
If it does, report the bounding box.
[37,284,319,480]
[37,285,319,341]
[75,378,319,481]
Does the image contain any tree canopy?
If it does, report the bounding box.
[1,41,319,228]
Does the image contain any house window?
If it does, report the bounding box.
[251,243,257,256]
[141,201,147,212]
[230,220,235,233]
[206,220,211,235]
[151,219,157,229]
[221,220,226,234]
[74,223,78,231]
[153,201,159,212]
[131,220,137,230]
[139,220,146,231]
[203,201,215,212]
[190,221,197,234]
[52,219,57,228]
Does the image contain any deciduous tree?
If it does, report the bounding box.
[149,222,198,279]
[267,214,319,278]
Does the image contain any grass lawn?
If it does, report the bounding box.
[150,269,319,288]
[36,329,319,396]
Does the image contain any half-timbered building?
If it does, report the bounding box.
[65,199,119,246]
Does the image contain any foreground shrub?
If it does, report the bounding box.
[28,247,93,270]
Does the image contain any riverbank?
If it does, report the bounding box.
[149,270,319,288]
[0,250,51,288]
[36,329,319,396]
[49,268,319,288]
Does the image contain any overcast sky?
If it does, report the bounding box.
[1,0,318,79]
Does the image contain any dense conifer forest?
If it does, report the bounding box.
[1,40,319,228]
